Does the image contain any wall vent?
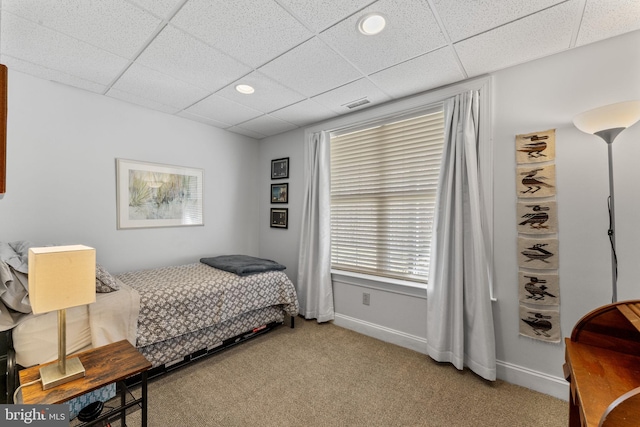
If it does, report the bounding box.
[343,98,370,109]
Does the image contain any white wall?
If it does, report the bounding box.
[257,128,304,285]
[492,29,640,396]
[259,29,640,399]
[0,71,261,273]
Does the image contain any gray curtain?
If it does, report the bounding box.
[426,90,496,381]
[297,131,334,322]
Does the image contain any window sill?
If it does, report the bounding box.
[330,269,427,299]
[330,270,498,302]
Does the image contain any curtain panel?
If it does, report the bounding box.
[426,90,496,381]
[297,131,335,323]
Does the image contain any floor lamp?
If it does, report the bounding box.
[573,100,640,303]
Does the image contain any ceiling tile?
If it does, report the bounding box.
[216,71,306,113]
[276,0,373,32]
[368,47,465,99]
[319,0,447,74]
[226,126,267,140]
[171,0,313,68]
[454,1,580,77]
[0,12,129,85]
[111,63,210,109]
[185,94,263,125]
[312,78,392,114]
[576,0,640,47]
[0,0,637,138]
[0,55,107,94]
[106,88,181,114]
[236,115,298,137]
[128,0,184,19]
[177,111,232,128]
[432,0,564,42]
[258,37,362,97]
[1,0,161,59]
[270,99,338,127]
[137,25,252,92]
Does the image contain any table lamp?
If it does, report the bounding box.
[28,245,96,390]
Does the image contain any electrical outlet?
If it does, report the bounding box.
[362,292,370,306]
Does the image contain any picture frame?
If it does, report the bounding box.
[0,65,7,194]
[116,158,204,229]
[271,183,288,204]
[271,157,289,179]
[270,208,288,229]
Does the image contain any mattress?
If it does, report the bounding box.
[12,279,139,367]
[12,305,92,367]
[115,263,298,348]
[11,263,299,370]
[138,305,285,367]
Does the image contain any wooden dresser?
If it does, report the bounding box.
[564,300,640,426]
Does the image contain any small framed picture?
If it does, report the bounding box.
[270,208,288,229]
[271,183,288,204]
[271,157,289,179]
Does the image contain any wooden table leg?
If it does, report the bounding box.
[568,389,581,427]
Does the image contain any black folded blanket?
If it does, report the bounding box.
[200,255,286,276]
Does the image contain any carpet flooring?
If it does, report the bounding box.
[102,317,568,426]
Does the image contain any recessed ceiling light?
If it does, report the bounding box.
[235,84,255,94]
[358,13,386,35]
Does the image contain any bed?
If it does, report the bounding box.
[0,242,299,404]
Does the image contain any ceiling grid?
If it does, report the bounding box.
[0,0,637,138]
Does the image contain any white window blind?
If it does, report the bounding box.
[330,109,445,284]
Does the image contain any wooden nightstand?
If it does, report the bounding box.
[19,340,151,426]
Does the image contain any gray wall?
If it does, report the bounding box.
[0,71,261,273]
[257,128,304,285]
[258,29,640,399]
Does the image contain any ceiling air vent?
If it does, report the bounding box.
[343,98,370,109]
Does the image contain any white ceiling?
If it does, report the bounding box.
[1,0,639,139]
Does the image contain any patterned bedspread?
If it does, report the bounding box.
[116,263,298,347]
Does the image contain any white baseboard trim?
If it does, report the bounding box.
[496,360,569,401]
[333,313,569,401]
[333,314,428,354]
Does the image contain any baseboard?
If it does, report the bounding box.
[333,313,569,401]
[496,360,569,401]
[333,314,428,354]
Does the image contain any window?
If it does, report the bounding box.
[330,108,445,285]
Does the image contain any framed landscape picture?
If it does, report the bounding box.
[271,183,288,203]
[116,158,204,229]
[271,157,289,179]
[270,208,288,229]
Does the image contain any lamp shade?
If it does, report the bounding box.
[573,100,640,135]
[28,245,96,314]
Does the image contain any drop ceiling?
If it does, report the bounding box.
[0,0,638,139]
